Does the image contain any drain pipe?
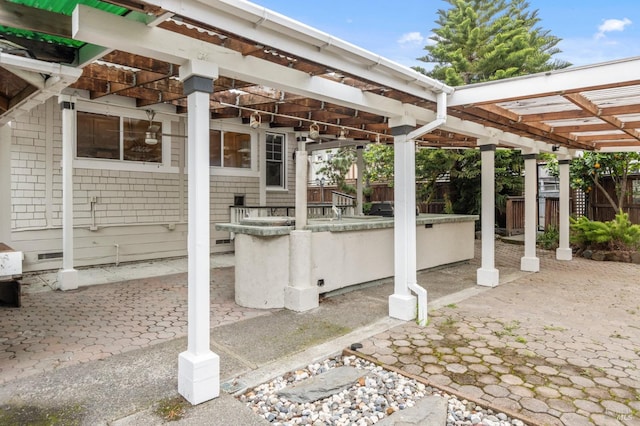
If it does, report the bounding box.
[407,91,448,326]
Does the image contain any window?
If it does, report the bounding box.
[209,129,252,168]
[77,111,162,163]
[633,180,640,204]
[266,133,285,187]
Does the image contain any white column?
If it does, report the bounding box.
[556,159,572,260]
[388,125,418,321]
[477,143,499,286]
[285,139,318,311]
[285,229,318,311]
[356,145,364,215]
[521,153,540,272]
[178,60,220,406]
[0,124,11,243]
[294,139,308,229]
[57,96,78,291]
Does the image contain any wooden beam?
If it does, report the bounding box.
[564,93,640,141]
[0,0,71,38]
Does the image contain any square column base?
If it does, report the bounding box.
[556,248,572,261]
[388,294,417,321]
[284,286,318,312]
[477,268,499,287]
[57,269,78,291]
[520,256,540,272]
[178,350,220,405]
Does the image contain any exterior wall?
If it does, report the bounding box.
[6,96,297,272]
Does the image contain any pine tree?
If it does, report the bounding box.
[417,0,570,85]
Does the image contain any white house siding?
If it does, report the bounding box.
[6,97,297,273]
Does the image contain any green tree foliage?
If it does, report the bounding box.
[570,152,640,214]
[448,149,524,215]
[543,152,640,214]
[317,147,356,193]
[417,0,571,85]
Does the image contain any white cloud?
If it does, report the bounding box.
[397,31,425,47]
[595,18,632,39]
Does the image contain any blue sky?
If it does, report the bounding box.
[250,0,640,70]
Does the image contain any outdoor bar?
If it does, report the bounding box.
[216,213,478,309]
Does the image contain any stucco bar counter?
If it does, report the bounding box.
[216,214,478,310]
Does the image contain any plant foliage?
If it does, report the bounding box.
[570,212,640,251]
[417,0,571,85]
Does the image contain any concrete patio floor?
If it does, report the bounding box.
[0,241,638,425]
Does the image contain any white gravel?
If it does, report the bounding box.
[239,355,527,425]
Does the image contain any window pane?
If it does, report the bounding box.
[266,161,282,186]
[77,112,119,159]
[122,117,162,163]
[266,133,284,187]
[210,130,221,166]
[223,131,251,168]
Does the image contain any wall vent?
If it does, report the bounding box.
[215,239,231,245]
[38,252,63,260]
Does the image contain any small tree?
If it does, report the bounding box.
[317,147,356,193]
[570,152,640,214]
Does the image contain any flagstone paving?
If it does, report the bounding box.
[1,241,639,426]
[357,242,640,426]
[0,267,269,385]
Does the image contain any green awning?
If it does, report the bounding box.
[1,0,128,48]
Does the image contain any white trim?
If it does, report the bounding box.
[73,101,176,173]
[265,131,287,190]
[208,121,259,176]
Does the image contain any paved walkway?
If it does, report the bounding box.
[0,241,638,425]
[358,243,640,425]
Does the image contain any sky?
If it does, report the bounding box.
[249,0,640,70]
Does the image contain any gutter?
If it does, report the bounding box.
[408,91,448,326]
[157,0,454,97]
[0,53,83,125]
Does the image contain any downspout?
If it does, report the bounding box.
[406,90,448,326]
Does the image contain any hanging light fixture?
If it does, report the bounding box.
[337,127,347,140]
[144,110,158,145]
[249,111,261,129]
[309,122,320,140]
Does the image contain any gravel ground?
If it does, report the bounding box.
[240,355,528,426]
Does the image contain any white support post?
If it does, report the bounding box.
[521,154,540,272]
[285,139,318,311]
[356,145,364,215]
[58,96,78,291]
[388,124,418,321]
[295,139,308,229]
[178,60,220,406]
[0,123,11,243]
[556,159,572,260]
[477,143,500,286]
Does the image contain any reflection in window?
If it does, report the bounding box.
[76,111,162,163]
[210,129,251,168]
[633,180,640,204]
[266,133,285,187]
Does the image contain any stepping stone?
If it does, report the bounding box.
[277,366,364,403]
[376,395,448,426]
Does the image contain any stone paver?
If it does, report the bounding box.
[2,240,640,426]
[360,241,640,426]
[0,266,269,385]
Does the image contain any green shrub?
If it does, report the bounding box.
[570,212,640,251]
[537,226,559,250]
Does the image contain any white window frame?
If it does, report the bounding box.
[265,132,287,190]
[73,102,177,173]
[209,122,259,178]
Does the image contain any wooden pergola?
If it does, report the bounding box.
[2,0,639,405]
